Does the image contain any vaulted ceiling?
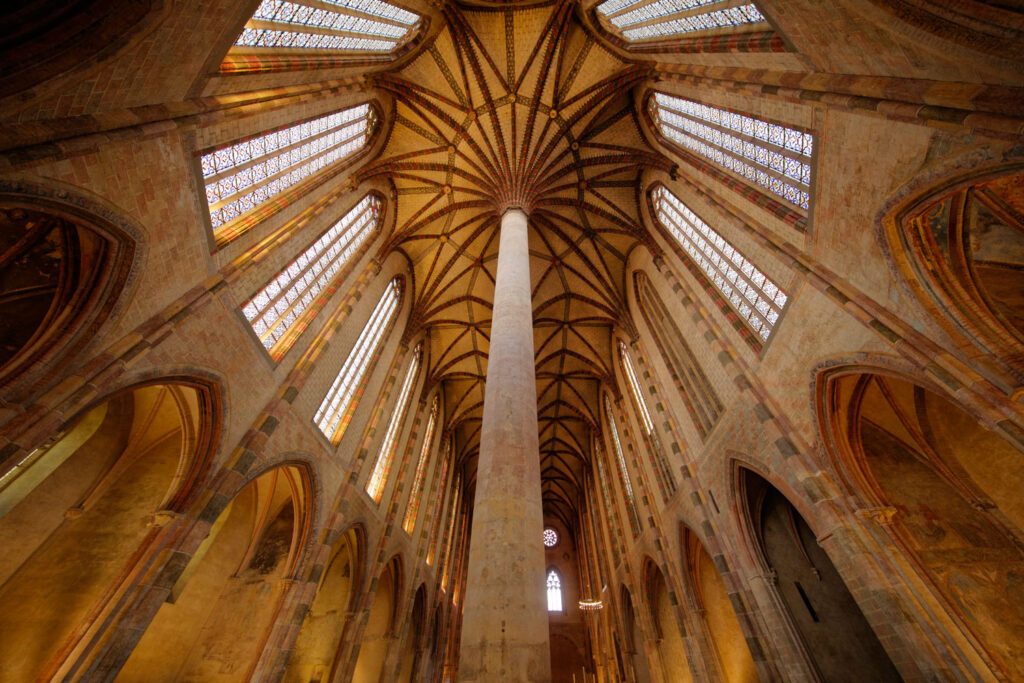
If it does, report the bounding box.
[356,0,672,529]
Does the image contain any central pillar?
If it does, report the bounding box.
[458,209,551,681]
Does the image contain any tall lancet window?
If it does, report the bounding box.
[242,195,380,359]
[200,104,375,236]
[651,92,813,211]
[605,394,642,535]
[366,345,422,502]
[653,186,788,341]
[403,397,440,533]
[234,0,420,53]
[547,570,563,612]
[597,0,768,43]
[619,342,654,435]
[315,278,401,443]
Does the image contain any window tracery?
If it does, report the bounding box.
[543,527,559,548]
[597,0,767,42]
[547,569,563,611]
[315,277,401,442]
[402,396,439,533]
[619,342,654,435]
[201,104,375,234]
[605,395,642,535]
[651,92,813,211]
[366,344,421,502]
[234,0,420,53]
[653,185,788,341]
[242,195,380,358]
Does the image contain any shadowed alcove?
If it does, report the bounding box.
[120,463,311,682]
[824,370,1024,678]
[739,468,900,682]
[646,560,693,683]
[352,555,401,682]
[0,381,214,681]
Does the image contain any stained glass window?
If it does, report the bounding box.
[201,104,375,232]
[605,395,641,534]
[366,344,421,502]
[619,342,654,435]
[402,396,439,533]
[597,0,766,42]
[543,528,559,547]
[315,278,401,442]
[547,570,563,611]
[242,195,380,357]
[234,0,420,53]
[654,186,788,340]
[651,92,813,210]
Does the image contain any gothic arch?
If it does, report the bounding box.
[284,522,367,682]
[0,187,137,398]
[0,376,221,681]
[880,161,1024,385]
[817,364,1024,678]
[120,461,315,681]
[643,558,693,683]
[352,553,404,682]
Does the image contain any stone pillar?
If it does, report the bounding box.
[458,209,551,681]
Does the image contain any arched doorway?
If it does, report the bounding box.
[646,561,692,683]
[824,370,1024,677]
[353,556,401,682]
[682,526,758,682]
[740,468,899,682]
[284,525,364,682]
[0,203,132,390]
[0,381,215,681]
[120,463,311,681]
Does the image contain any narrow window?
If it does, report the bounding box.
[233,0,421,53]
[315,278,401,443]
[597,0,767,43]
[651,92,813,210]
[653,185,788,340]
[402,396,439,533]
[425,437,453,566]
[440,475,462,590]
[201,104,375,234]
[619,342,654,435]
[242,195,380,358]
[366,344,421,502]
[547,570,563,612]
[605,395,642,535]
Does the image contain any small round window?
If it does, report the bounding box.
[543,527,558,548]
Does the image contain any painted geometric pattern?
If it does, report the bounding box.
[315,278,401,442]
[242,195,380,355]
[366,344,421,502]
[598,0,765,41]
[652,92,812,210]
[234,0,418,52]
[201,104,374,230]
[655,186,787,340]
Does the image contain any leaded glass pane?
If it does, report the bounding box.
[366,345,421,502]
[242,195,380,355]
[234,0,419,53]
[201,104,375,231]
[652,92,813,210]
[653,185,788,340]
[315,278,401,442]
[597,0,765,41]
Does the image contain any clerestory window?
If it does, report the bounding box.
[651,92,813,211]
[653,185,788,341]
[547,569,563,612]
[234,0,420,53]
[242,194,380,359]
[315,277,401,443]
[200,104,375,237]
[596,0,768,43]
[366,344,422,502]
[605,394,641,535]
[402,396,439,533]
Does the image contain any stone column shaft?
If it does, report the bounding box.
[458,209,551,681]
